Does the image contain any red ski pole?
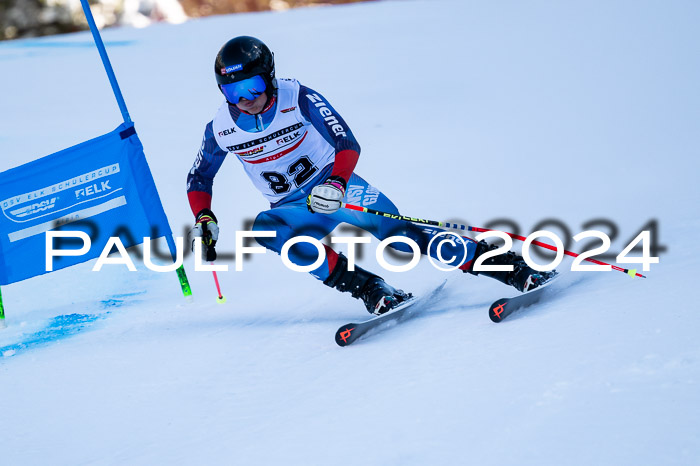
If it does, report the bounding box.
[211,267,226,304]
[341,203,646,278]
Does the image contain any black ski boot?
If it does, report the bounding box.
[465,240,556,292]
[324,254,411,315]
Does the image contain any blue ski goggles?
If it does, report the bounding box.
[220,75,267,104]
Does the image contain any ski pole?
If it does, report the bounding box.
[201,239,225,304]
[211,268,226,304]
[341,203,646,278]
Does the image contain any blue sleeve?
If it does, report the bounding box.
[186,121,228,195]
[298,85,361,154]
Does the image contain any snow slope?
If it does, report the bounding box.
[1,0,699,464]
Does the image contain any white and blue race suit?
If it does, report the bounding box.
[187,78,478,280]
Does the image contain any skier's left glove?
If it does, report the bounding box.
[307,176,346,214]
[190,208,219,262]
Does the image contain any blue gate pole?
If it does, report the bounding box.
[79,0,132,124]
[78,0,191,298]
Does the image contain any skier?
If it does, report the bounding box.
[187,36,553,315]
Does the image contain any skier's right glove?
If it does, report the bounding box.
[306,176,346,214]
[190,208,219,262]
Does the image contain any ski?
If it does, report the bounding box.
[335,281,447,347]
[488,274,561,323]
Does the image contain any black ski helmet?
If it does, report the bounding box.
[215,36,276,92]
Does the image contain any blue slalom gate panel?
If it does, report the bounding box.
[0,124,172,285]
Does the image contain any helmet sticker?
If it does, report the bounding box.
[223,64,243,74]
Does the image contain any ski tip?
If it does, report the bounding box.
[335,325,356,347]
[489,298,509,323]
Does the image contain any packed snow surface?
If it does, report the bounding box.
[1,0,699,464]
